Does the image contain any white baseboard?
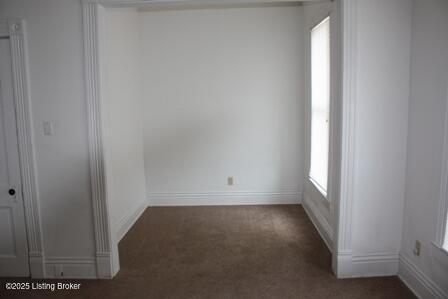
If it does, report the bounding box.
[44,257,97,279]
[302,193,333,252]
[29,252,45,278]
[333,251,353,278]
[116,200,147,242]
[333,252,399,278]
[147,191,302,206]
[351,253,399,277]
[95,252,116,279]
[398,253,447,299]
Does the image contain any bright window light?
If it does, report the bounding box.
[444,214,448,250]
[309,16,330,196]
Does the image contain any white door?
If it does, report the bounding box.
[0,38,30,277]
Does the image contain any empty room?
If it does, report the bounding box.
[0,0,447,298]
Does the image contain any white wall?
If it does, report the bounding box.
[0,0,305,277]
[400,0,448,296]
[140,6,305,205]
[0,0,96,264]
[4,0,437,286]
[104,8,147,242]
[302,0,337,251]
[350,0,412,275]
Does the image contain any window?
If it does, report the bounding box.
[444,194,448,249]
[437,83,448,252]
[444,216,448,250]
[309,16,331,196]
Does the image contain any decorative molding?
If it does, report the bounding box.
[328,0,342,228]
[335,252,399,279]
[82,0,303,8]
[0,20,8,37]
[2,18,45,278]
[28,253,45,279]
[399,254,448,299]
[44,257,97,279]
[334,250,353,278]
[352,253,399,277]
[333,0,357,278]
[82,3,117,279]
[302,193,333,252]
[147,191,302,206]
[117,200,147,242]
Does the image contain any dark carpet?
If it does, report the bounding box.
[0,205,415,298]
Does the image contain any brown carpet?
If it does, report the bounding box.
[1,205,415,299]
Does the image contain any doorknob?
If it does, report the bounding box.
[8,189,15,196]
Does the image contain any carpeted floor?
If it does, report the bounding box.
[1,205,415,298]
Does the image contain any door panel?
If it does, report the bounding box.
[0,207,16,255]
[0,38,30,277]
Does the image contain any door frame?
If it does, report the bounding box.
[81,0,358,279]
[331,0,357,278]
[0,19,44,278]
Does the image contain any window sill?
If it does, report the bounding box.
[309,176,328,199]
[431,241,448,257]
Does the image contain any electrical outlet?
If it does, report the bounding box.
[227,177,234,186]
[54,265,64,278]
[413,240,421,256]
[43,121,54,136]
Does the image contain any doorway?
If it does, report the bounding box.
[82,0,346,278]
[0,37,30,277]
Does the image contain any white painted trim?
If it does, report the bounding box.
[399,254,448,299]
[44,257,97,279]
[327,0,341,228]
[334,251,353,278]
[147,191,302,206]
[436,82,448,248]
[83,0,350,281]
[332,0,356,278]
[0,19,45,278]
[0,21,8,37]
[83,0,302,8]
[117,201,147,242]
[28,253,45,279]
[302,193,333,252]
[82,3,118,279]
[431,241,448,257]
[309,176,327,199]
[351,253,399,277]
[138,2,300,12]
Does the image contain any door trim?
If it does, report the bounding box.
[0,19,44,278]
[83,2,118,278]
[331,0,357,278]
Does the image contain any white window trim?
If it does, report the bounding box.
[435,81,448,253]
[312,15,331,34]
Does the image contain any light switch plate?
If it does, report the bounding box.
[413,240,421,256]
